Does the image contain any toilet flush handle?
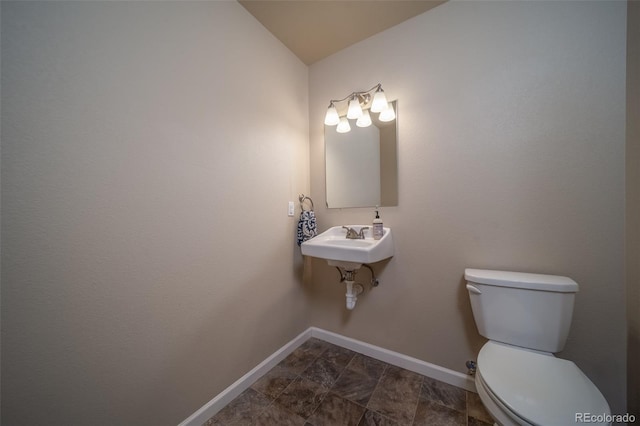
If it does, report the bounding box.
[466,284,482,294]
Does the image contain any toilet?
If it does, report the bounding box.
[465,268,611,426]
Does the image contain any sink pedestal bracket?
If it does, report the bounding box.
[335,265,378,310]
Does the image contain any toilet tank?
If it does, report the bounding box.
[465,269,578,353]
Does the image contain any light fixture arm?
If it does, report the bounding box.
[326,83,382,109]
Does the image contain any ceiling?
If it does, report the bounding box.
[239,0,447,65]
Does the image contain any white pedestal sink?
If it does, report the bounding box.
[301,226,394,309]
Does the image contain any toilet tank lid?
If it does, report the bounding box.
[465,269,578,293]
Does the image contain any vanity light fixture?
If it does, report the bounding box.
[371,86,389,113]
[347,95,363,119]
[337,117,351,133]
[379,103,396,122]
[356,109,372,127]
[324,103,340,126]
[324,83,395,133]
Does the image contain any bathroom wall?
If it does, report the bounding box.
[627,0,640,417]
[1,2,309,425]
[309,0,627,414]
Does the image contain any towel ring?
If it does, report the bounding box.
[299,194,314,212]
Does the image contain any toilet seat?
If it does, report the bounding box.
[476,370,530,426]
[477,341,610,426]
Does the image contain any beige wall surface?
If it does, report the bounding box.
[627,0,640,417]
[309,0,627,414]
[1,2,309,425]
[1,0,632,423]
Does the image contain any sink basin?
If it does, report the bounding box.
[301,225,394,269]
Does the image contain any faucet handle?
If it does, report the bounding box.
[358,227,370,239]
[342,226,359,239]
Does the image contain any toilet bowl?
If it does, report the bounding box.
[465,269,611,426]
[475,341,610,426]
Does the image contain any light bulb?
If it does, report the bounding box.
[346,96,363,119]
[370,88,388,113]
[379,104,395,122]
[356,109,372,127]
[324,103,340,126]
[336,117,351,133]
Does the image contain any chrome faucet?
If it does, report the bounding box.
[342,226,369,239]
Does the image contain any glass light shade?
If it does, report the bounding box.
[336,117,351,133]
[379,104,396,122]
[370,90,388,113]
[356,109,372,127]
[347,97,363,119]
[324,104,340,126]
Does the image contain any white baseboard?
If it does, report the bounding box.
[177,327,313,426]
[179,327,476,426]
[309,327,476,392]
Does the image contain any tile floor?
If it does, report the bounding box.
[204,338,494,426]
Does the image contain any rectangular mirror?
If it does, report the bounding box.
[325,101,398,208]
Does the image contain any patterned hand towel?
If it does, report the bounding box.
[297,210,318,246]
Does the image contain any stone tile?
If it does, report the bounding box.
[468,416,493,426]
[253,402,306,426]
[208,341,475,426]
[419,377,466,413]
[203,416,218,426]
[467,391,493,424]
[302,356,344,387]
[274,376,329,419]
[358,409,399,425]
[332,368,379,406]
[413,399,466,426]
[366,366,423,426]
[381,365,424,384]
[279,346,321,375]
[306,392,366,426]
[251,365,299,400]
[320,344,357,368]
[299,338,334,357]
[347,354,388,380]
[206,388,271,425]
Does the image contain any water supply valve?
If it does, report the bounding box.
[466,360,477,376]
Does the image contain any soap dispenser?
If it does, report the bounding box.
[373,208,383,240]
